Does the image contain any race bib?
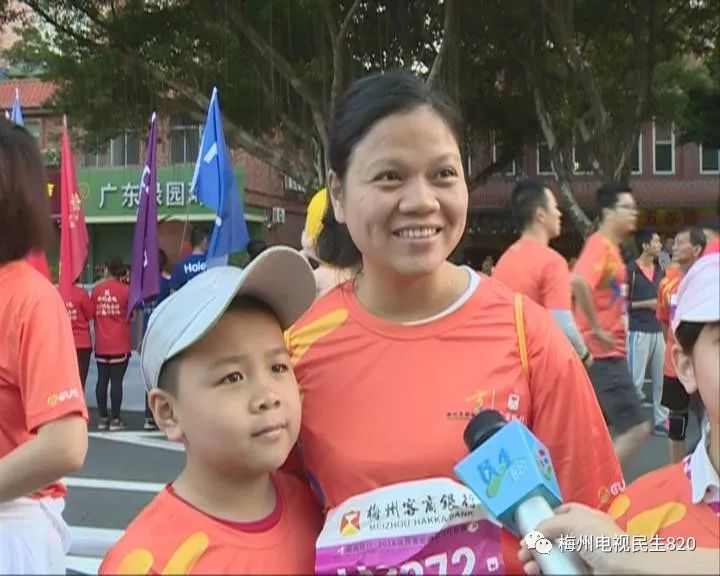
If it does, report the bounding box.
[315,478,504,575]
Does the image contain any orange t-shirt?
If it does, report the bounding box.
[287,277,623,573]
[572,233,628,358]
[657,269,683,378]
[494,238,572,310]
[100,473,322,575]
[0,261,89,499]
[610,461,719,548]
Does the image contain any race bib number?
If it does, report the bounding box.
[315,478,504,575]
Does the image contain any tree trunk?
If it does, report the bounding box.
[533,89,593,237]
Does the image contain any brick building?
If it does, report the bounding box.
[0,77,307,279]
[464,126,720,263]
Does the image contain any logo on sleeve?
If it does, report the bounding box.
[47,388,80,407]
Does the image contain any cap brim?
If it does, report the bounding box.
[143,247,316,391]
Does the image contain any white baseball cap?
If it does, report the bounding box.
[141,246,316,392]
[672,252,720,333]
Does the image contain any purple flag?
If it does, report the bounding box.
[128,113,159,317]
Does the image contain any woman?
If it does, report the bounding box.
[0,118,88,572]
[91,256,132,431]
[287,71,623,573]
[64,277,96,391]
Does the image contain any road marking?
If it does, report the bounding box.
[89,430,185,452]
[64,476,165,493]
[66,555,102,575]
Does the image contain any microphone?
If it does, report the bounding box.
[454,410,584,575]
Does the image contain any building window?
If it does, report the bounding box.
[492,140,517,176]
[537,140,553,175]
[700,144,720,174]
[631,134,642,175]
[84,132,140,167]
[573,137,594,174]
[170,117,201,164]
[653,123,675,174]
[24,119,41,141]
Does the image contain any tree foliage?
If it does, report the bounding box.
[2,0,716,234]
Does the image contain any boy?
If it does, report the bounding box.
[100,247,322,575]
[608,250,719,545]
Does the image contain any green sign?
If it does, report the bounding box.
[76,165,264,223]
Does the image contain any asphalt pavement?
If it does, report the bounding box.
[65,366,702,574]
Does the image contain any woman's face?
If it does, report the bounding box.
[330,105,467,278]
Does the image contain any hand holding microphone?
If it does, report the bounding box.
[454,410,585,575]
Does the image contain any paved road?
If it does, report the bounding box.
[65,381,702,574]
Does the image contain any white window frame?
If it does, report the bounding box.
[652,122,675,175]
[631,133,643,175]
[492,141,517,176]
[24,119,41,141]
[699,143,720,174]
[170,120,202,165]
[536,140,554,175]
[84,132,139,168]
[572,135,594,175]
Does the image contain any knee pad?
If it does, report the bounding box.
[668,412,688,441]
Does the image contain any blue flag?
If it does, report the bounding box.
[128,113,160,317]
[10,88,23,125]
[191,87,249,268]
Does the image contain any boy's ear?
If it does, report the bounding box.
[672,343,697,395]
[148,389,183,442]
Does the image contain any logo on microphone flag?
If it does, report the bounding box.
[339,510,361,536]
[536,448,553,481]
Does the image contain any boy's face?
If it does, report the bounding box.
[152,307,301,476]
[673,322,720,427]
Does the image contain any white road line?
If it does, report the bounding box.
[66,555,102,575]
[88,430,185,452]
[64,476,165,493]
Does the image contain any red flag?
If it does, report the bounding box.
[59,119,88,300]
[25,250,51,279]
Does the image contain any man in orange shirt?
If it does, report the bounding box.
[573,182,650,465]
[495,180,592,367]
[100,248,322,575]
[657,227,706,463]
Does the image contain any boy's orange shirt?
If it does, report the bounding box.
[100,472,322,575]
[610,456,719,548]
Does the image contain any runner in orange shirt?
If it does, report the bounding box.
[100,248,321,575]
[495,179,591,366]
[0,118,88,573]
[657,227,706,463]
[287,71,623,575]
[572,182,650,465]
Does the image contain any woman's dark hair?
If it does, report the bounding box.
[317,70,464,268]
[674,321,707,354]
[0,118,52,264]
[106,255,126,279]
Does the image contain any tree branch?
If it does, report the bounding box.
[319,0,361,123]
[27,0,317,188]
[220,0,328,153]
[540,0,608,135]
[427,0,461,90]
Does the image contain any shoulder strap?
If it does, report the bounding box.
[514,293,530,384]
